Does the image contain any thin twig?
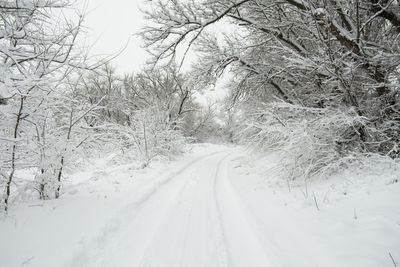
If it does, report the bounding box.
[313,192,320,211]
[389,252,398,267]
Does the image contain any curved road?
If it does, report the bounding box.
[69,150,277,267]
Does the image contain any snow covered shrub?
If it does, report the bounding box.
[106,107,187,168]
[361,91,400,158]
[132,107,186,167]
[239,102,369,180]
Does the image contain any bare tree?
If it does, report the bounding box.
[141,0,399,159]
[0,0,84,211]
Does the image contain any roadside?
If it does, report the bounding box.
[229,151,400,267]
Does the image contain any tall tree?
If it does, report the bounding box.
[141,0,400,158]
[0,0,84,211]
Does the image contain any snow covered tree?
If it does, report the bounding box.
[71,64,195,167]
[0,0,84,210]
[141,0,400,178]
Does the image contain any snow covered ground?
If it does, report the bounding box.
[1,144,399,267]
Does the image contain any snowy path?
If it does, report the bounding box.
[1,144,399,267]
[69,150,276,267]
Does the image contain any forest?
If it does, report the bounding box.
[0,1,399,266]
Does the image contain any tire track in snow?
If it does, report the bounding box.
[137,151,233,267]
[214,153,278,267]
[137,168,203,267]
[212,153,234,267]
[68,150,229,267]
[70,149,279,267]
[120,150,228,212]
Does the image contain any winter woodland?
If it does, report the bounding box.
[0,0,399,266]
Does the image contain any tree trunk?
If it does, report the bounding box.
[3,96,24,212]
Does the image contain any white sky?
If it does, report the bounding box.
[82,0,148,74]
[80,0,228,104]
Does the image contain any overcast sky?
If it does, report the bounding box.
[81,0,228,104]
[83,0,148,74]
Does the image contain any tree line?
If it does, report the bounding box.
[1,0,399,210]
[0,0,220,211]
[141,0,400,180]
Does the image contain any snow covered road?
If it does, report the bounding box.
[69,150,276,267]
[1,144,399,267]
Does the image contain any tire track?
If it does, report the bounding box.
[212,153,234,267]
[214,153,277,267]
[137,151,233,267]
[68,150,228,267]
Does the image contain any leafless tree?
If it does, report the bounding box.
[141,0,400,177]
[0,0,85,211]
